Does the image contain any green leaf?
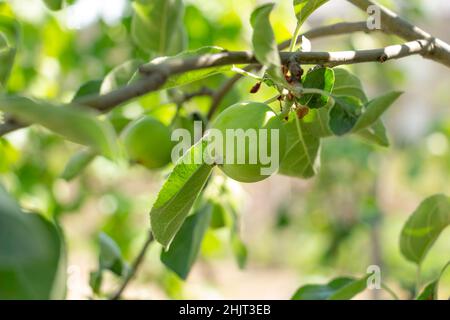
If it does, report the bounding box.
[279,115,321,178]
[0,16,20,89]
[299,67,335,109]
[329,96,362,136]
[89,270,103,295]
[356,119,390,147]
[131,0,187,56]
[0,96,118,158]
[43,0,63,11]
[231,233,248,269]
[0,184,66,299]
[98,232,129,277]
[100,59,143,94]
[332,68,368,102]
[291,274,371,300]
[352,91,402,132]
[303,107,333,137]
[72,79,102,102]
[0,43,15,89]
[150,139,214,248]
[250,3,284,84]
[416,261,450,300]
[210,200,227,229]
[143,46,228,90]
[161,203,212,279]
[60,149,96,181]
[400,194,450,265]
[293,0,329,27]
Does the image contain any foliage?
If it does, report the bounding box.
[0,0,448,300]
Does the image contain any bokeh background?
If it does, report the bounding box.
[1,0,449,299]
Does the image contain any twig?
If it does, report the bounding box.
[110,231,154,300]
[347,0,450,67]
[207,21,380,120]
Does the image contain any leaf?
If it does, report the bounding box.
[98,232,129,277]
[293,0,329,27]
[0,16,20,89]
[279,115,321,178]
[89,233,129,295]
[43,0,63,11]
[150,139,214,248]
[100,59,143,95]
[329,96,362,136]
[416,261,450,300]
[291,274,371,300]
[400,194,450,265]
[161,203,212,279]
[352,91,402,132]
[131,0,187,56]
[303,107,333,137]
[72,79,102,101]
[332,68,368,102]
[0,43,15,89]
[0,96,118,158]
[250,3,284,84]
[60,149,96,181]
[210,200,227,229]
[356,119,390,147]
[299,67,335,109]
[0,184,66,299]
[143,46,228,90]
[231,233,248,269]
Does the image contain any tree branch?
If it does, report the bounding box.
[110,230,154,300]
[346,0,450,68]
[0,18,446,136]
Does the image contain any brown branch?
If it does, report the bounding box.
[347,0,450,68]
[110,230,154,300]
[0,20,446,136]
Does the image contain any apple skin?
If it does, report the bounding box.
[211,102,286,183]
[121,116,173,169]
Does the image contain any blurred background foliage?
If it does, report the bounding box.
[0,0,449,299]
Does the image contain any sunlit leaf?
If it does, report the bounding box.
[293,0,329,27]
[400,194,450,265]
[0,16,19,89]
[416,261,450,300]
[0,96,118,158]
[150,139,214,248]
[279,115,321,178]
[0,184,66,299]
[131,0,187,56]
[161,203,212,279]
[250,3,284,84]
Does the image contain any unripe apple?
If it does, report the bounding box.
[211,102,286,182]
[121,116,173,169]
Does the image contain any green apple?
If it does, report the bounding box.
[211,102,286,182]
[121,116,173,169]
